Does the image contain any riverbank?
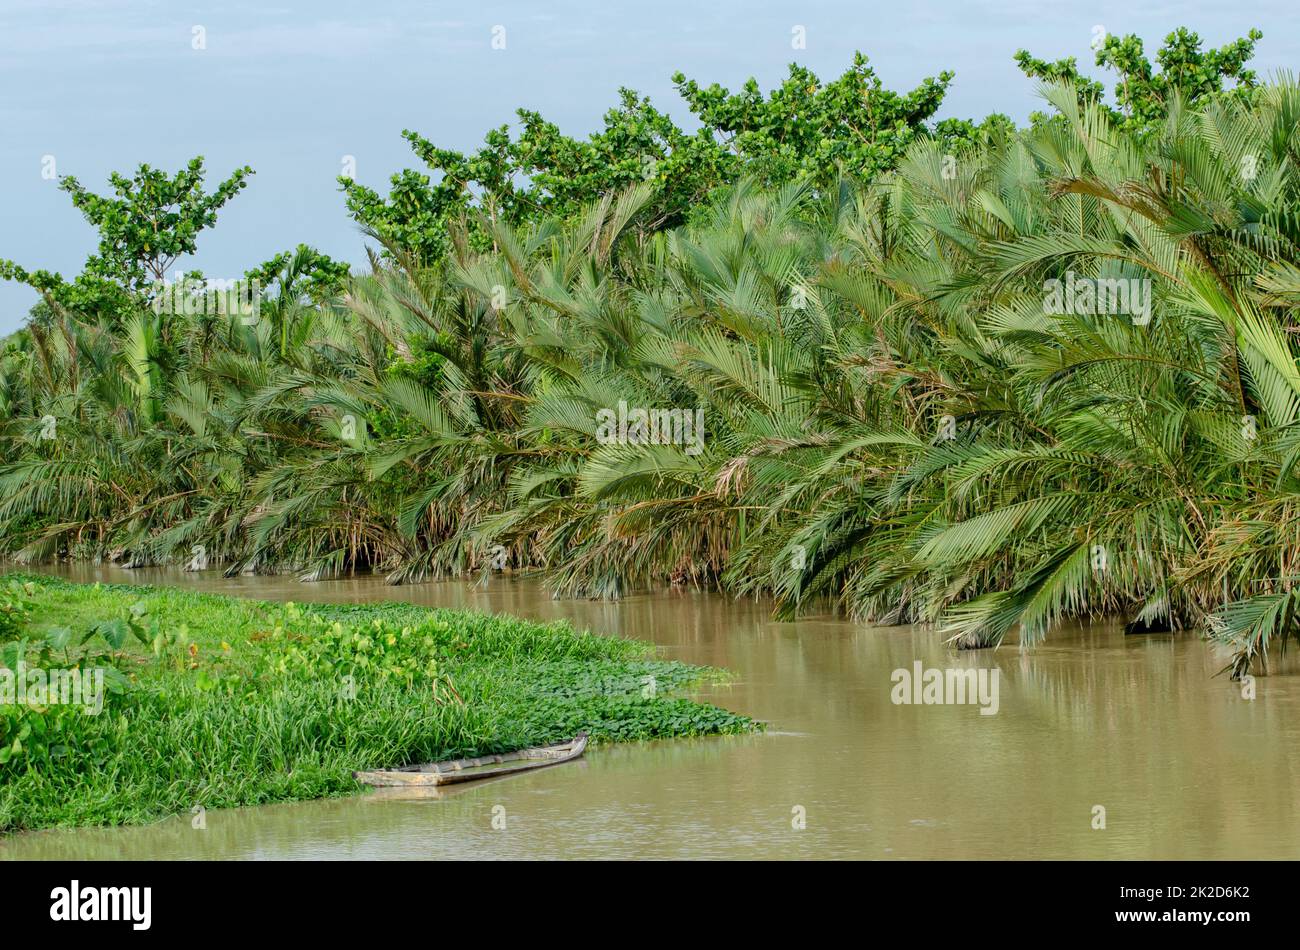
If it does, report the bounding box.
[0,574,756,834]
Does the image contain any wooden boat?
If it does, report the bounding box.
[353,733,588,787]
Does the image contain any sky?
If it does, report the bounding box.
[1,0,1297,333]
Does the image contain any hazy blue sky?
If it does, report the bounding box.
[2,0,1297,333]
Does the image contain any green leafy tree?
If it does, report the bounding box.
[1016,27,1263,128]
[342,53,959,266]
[1,158,253,321]
[342,92,736,264]
[672,52,954,185]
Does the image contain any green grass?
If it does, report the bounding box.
[0,574,757,833]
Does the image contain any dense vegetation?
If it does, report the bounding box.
[2,28,1298,676]
[0,575,752,831]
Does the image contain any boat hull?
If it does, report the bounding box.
[353,733,589,787]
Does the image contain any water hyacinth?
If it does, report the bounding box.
[0,576,756,833]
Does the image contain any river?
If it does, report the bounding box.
[3,563,1298,860]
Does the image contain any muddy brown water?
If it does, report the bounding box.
[3,564,1298,860]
